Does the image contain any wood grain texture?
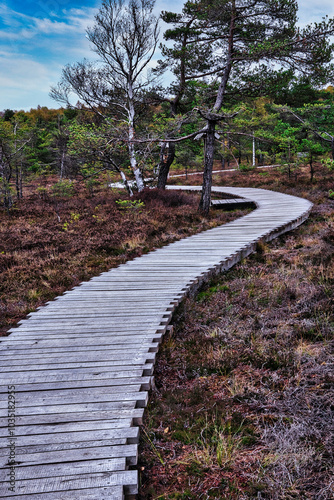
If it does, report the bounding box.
[0,186,312,499]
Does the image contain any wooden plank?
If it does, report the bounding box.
[0,350,158,365]
[0,380,153,397]
[17,316,171,325]
[0,360,155,374]
[0,443,138,467]
[1,401,138,418]
[0,408,145,427]
[0,386,145,404]
[22,307,172,316]
[3,367,154,386]
[0,486,125,499]
[0,344,160,354]
[0,427,139,447]
[0,185,312,499]
[0,420,136,437]
[0,438,130,460]
[0,390,148,409]
[0,437,136,459]
[0,457,126,480]
[2,331,164,341]
[0,345,159,357]
[0,470,138,496]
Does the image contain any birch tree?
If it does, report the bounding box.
[50,0,159,192]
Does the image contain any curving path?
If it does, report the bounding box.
[0,187,312,499]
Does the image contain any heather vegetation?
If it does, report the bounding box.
[1,1,334,497]
[139,164,334,499]
[0,183,250,336]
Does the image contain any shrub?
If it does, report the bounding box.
[50,179,74,198]
[115,199,145,211]
[239,163,255,172]
[133,188,197,207]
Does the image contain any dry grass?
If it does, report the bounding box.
[0,180,248,336]
[138,164,334,499]
[1,165,333,498]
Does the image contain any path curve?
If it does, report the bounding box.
[0,187,312,499]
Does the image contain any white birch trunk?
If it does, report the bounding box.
[120,170,134,197]
[128,81,145,192]
[60,150,66,179]
[252,134,256,167]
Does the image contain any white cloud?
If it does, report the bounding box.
[0,48,13,57]
[0,54,62,110]
[0,3,27,27]
[1,0,334,111]
[33,18,78,35]
[66,7,98,27]
[0,4,99,110]
[0,56,51,91]
[0,4,97,43]
[297,0,334,26]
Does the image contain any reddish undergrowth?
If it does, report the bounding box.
[0,180,247,336]
[1,166,333,499]
[139,165,334,499]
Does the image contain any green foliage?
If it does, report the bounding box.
[239,163,255,172]
[322,158,334,171]
[70,212,80,222]
[26,128,54,173]
[63,107,78,120]
[0,177,14,209]
[85,177,100,195]
[0,114,34,205]
[3,109,15,121]
[62,213,80,232]
[115,199,145,211]
[36,186,48,200]
[141,427,165,466]
[273,76,326,107]
[67,122,131,178]
[50,179,74,198]
[197,283,229,302]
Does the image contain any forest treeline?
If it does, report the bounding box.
[1,0,334,211]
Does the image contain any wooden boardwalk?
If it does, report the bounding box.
[0,186,312,499]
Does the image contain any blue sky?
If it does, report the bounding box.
[0,0,334,111]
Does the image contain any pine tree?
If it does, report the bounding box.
[160,0,334,212]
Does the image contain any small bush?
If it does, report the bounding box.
[36,186,48,200]
[51,179,74,198]
[239,163,255,172]
[133,188,197,207]
[115,199,145,211]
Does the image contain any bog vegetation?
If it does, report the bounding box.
[139,164,334,499]
[2,0,334,212]
[0,0,334,498]
[0,184,250,335]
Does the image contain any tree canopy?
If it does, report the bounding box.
[2,0,334,210]
[157,0,334,211]
[50,0,160,191]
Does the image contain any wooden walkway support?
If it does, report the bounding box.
[211,197,255,209]
[0,186,312,499]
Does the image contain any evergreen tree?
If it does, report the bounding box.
[160,0,334,212]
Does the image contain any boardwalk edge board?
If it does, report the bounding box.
[0,186,312,499]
